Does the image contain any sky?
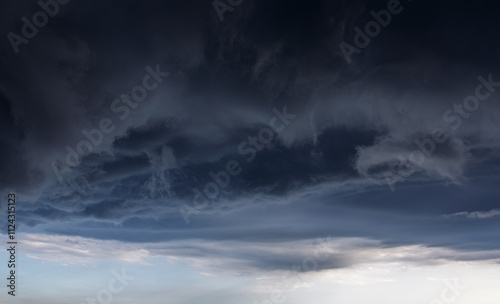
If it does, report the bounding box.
[0,0,500,303]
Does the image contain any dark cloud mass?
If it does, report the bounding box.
[1,0,500,285]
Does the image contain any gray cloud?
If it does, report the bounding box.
[1,0,500,280]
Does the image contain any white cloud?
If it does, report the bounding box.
[442,209,500,219]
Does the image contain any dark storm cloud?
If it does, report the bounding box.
[1,0,500,274]
[1,0,499,194]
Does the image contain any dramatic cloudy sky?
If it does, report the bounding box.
[1,0,500,303]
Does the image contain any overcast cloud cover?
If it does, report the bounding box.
[0,0,500,303]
